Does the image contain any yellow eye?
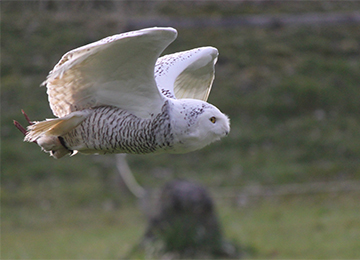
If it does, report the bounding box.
[209,116,216,123]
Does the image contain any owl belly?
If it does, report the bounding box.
[62,106,174,155]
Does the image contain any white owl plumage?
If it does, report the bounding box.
[24,27,230,158]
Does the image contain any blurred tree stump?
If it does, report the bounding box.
[139,179,241,259]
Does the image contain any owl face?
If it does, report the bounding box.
[171,99,230,153]
[189,103,230,145]
[195,105,230,139]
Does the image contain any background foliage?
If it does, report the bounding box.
[2,1,360,259]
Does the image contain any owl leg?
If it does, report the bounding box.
[14,110,72,158]
[15,110,86,159]
[37,135,72,159]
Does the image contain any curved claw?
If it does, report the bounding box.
[13,109,37,144]
[22,109,34,125]
[13,120,28,136]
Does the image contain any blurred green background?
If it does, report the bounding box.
[1,1,360,259]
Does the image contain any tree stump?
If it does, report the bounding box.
[140,179,240,259]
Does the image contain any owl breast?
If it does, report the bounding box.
[62,103,174,155]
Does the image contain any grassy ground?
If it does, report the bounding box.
[2,205,143,259]
[2,193,360,259]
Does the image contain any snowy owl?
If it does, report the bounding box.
[21,27,230,159]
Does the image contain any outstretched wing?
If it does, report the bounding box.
[44,27,177,118]
[154,47,218,101]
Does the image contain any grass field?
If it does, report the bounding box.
[2,193,360,259]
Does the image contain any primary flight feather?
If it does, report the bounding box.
[23,27,230,158]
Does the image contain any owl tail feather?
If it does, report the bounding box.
[24,111,88,143]
[22,111,90,159]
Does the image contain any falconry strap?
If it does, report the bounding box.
[58,136,74,155]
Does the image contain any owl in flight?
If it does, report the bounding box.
[18,27,230,159]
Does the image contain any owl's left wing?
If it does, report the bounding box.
[154,47,218,101]
[45,27,177,118]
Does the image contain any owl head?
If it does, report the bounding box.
[171,99,230,153]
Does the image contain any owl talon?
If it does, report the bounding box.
[13,120,27,136]
[21,109,34,125]
[13,109,37,144]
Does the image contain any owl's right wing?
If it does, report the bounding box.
[44,27,177,118]
[154,47,218,101]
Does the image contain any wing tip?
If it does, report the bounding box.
[198,46,219,58]
[140,27,178,40]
